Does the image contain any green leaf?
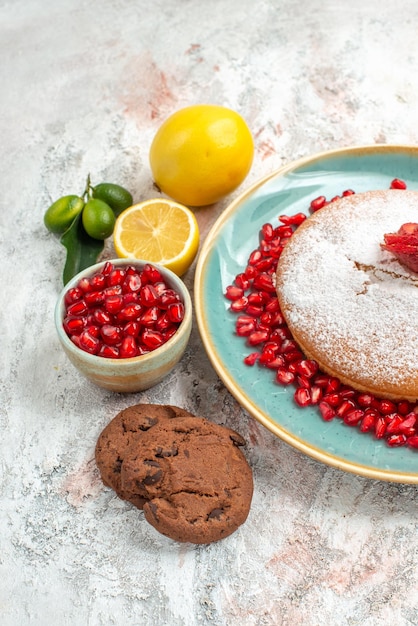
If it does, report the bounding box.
[60,213,104,285]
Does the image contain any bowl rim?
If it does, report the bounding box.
[54,258,192,365]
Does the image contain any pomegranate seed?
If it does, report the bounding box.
[275,224,293,237]
[64,287,83,305]
[236,314,256,326]
[375,417,387,439]
[101,261,114,276]
[310,386,323,404]
[93,309,112,325]
[167,302,185,323]
[142,263,163,283]
[90,273,106,290]
[162,327,177,342]
[225,285,245,300]
[264,297,280,312]
[259,348,276,365]
[294,387,311,407]
[276,369,295,385]
[230,297,248,312]
[119,336,138,358]
[279,339,298,354]
[378,400,397,415]
[322,393,341,407]
[261,223,274,240]
[236,323,256,337]
[296,359,319,378]
[78,277,93,293]
[108,268,126,286]
[387,434,407,447]
[140,284,159,306]
[279,212,306,226]
[342,189,355,197]
[397,400,411,416]
[78,330,100,354]
[313,374,332,388]
[63,316,85,334]
[140,306,159,327]
[385,414,403,434]
[118,303,143,321]
[244,352,260,366]
[84,290,105,306]
[98,344,120,358]
[123,321,141,337]
[248,330,270,346]
[104,295,124,314]
[123,273,142,293]
[85,324,100,338]
[253,273,276,293]
[104,285,122,297]
[360,410,379,432]
[264,356,286,369]
[326,377,340,393]
[122,292,139,305]
[234,273,250,290]
[270,327,292,342]
[357,393,374,408]
[244,265,257,279]
[337,400,355,417]
[244,352,259,366]
[407,436,418,448]
[319,401,335,421]
[100,324,122,346]
[339,388,356,400]
[153,312,170,333]
[142,329,165,350]
[343,409,364,426]
[283,350,304,363]
[390,178,407,190]
[245,304,264,317]
[160,289,181,308]
[296,374,311,389]
[398,413,416,434]
[310,195,326,212]
[67,300,88,317]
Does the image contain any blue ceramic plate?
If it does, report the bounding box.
[194,145,418,483]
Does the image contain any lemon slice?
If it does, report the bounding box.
[113,198,200,276]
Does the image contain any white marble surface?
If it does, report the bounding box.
[2,1,418,624]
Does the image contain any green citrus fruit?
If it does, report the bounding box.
[44,195,85,234]
[82,198,116,240]
[92,182,133,216]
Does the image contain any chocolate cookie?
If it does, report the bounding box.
[120,416,253,544]
[95,404,194,508]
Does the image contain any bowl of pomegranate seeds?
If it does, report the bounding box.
[55,259,192,392]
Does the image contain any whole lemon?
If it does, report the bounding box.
[149,104,254,206]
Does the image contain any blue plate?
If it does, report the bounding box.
[194,145,418,483]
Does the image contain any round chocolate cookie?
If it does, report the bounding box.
[95,404,194,508]
[120,416,253,544]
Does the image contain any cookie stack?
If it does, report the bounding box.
[95,404,253,544]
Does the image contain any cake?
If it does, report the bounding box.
[275,189,418,401]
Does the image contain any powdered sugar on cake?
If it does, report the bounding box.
[275,189,418,400]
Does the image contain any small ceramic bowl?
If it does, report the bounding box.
[54,259,192,392]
